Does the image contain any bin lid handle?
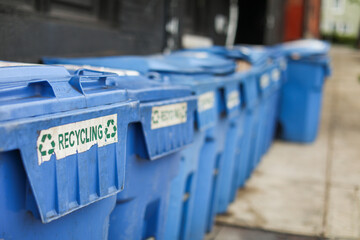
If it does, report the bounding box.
[69,69,120,94]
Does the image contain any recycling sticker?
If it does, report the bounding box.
[260,74,270,89]
[226,90,240,110]
[151,102,187,129]
[272,68,280,82]
[198,91,215,112]
[37,114,118,166]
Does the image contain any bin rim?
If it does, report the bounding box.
[273,39,330,59]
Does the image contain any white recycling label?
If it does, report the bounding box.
[197,91,215,112]
[151,102,187,129]
[37,114,118,166]
[280,59,287,70]
[272,69,280,82]
[260,74,270,89]
[226,90,240,109]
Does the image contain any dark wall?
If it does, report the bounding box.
[163,0,183,51]
[265,0,286,44]
[235,0,267,45]
[0,0,168,62]
[283,0,304,41]
[181,0,230,45]
[0,0,288,62]
[235,0,285,45]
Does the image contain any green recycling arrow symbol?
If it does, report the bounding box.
[38,134,55,156]
[152,110,160,124]
[105,119,117,139]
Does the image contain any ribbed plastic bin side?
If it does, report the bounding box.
[214,73,246,215]
[109,95,197,240]
[228,69,260,203]
[251,60,283,171]
[186,46,278,192]
[0,64,139,240]
[165,51,246,231]
[261,57,286,153]
[161,74,219,240]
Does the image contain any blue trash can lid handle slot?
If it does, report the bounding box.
[27,80,57,98]
[74,68,118,77]
[69,71,121,94]
[0,79,57,101]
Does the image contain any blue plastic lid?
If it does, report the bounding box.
[44,52,236,75]
[275,39,330,59]
[185,46,229,56]
[229,45,272,66]
[0,64,87,121]
[43,56,205,75]
[166,51,236,75]
[72,68,192,102]
[183,45,271,66]
[43,55,230,88]
[0,62,191,121]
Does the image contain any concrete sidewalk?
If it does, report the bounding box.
[211,46,360,240]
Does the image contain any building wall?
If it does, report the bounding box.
[283,0,304,41]
[265,0,286,44]
[304,0,321,38]
[181,0,230,46]
[235,0,285,45]
[0,0,169,62]
[321,0,360,37]
[235,0,267,45]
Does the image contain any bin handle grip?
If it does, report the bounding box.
[73,68,117,77]
[69,74,118,95]
[27,80,57,97]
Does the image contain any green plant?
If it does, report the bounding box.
[321,33,358,47]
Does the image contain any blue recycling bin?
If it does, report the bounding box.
[229,69,260,202]
[165,51,246,226]
[43,52,243,240]
[187,46,276,190]
[0,64,139,239]
[183,46,268,206]
[44,58,215,240]
[262,55,287,153]
[228,46,279,172]
[275,39,331,143]
[0,62,197,240]
[74,69,197,240]
[226,46,289,178]
[250,62,284,170]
